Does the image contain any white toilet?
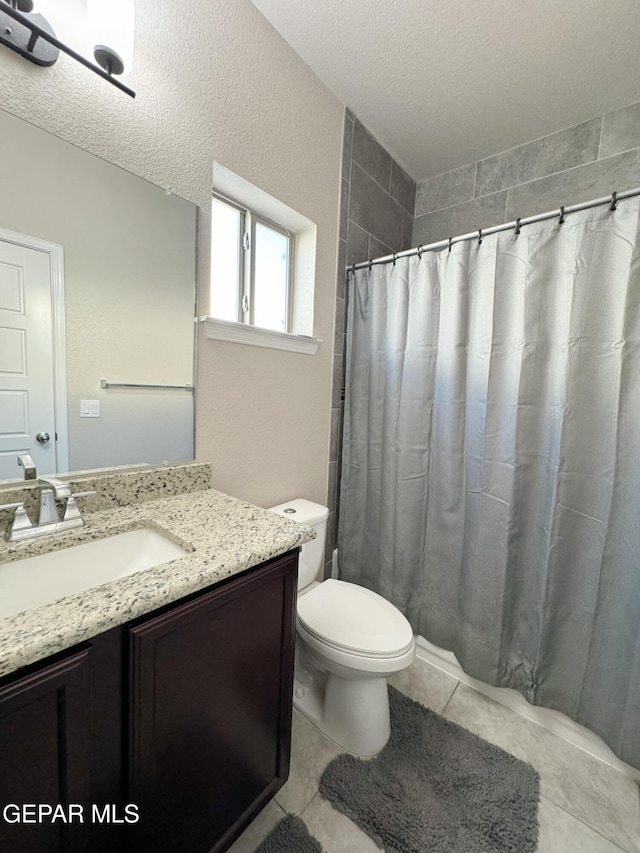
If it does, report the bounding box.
[269,499,415,756]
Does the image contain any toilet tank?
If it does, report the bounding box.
[268,499,329,590]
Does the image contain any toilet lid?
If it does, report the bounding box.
[297,579,414,657]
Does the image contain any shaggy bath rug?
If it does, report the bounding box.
[319,686,539,853]
[254,814,322,853]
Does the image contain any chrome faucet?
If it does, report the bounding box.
[0,478,95,542]
[37,476,72,525]
[17,454,37,480]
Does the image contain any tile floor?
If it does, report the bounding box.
[228,657,640,853]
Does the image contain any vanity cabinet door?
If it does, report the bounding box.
[128,550,298,853]
[0,648,92,853]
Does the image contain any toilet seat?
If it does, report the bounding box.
[297,579,414,658]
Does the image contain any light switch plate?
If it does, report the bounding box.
[80,400,100,418]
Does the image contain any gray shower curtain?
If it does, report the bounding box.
[338,199,640,768]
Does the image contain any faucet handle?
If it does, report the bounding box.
[62,491,96,522]
[0,502,33,539]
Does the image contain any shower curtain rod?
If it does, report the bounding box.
[348,186,640,272]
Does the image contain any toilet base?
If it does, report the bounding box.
[293,646,392,756]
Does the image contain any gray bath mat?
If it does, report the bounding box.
[319,686,539,853]
[254,814,322,853]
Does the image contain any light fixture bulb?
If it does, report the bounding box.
[87,0,134,77]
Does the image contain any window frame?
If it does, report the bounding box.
[211,190,294,334]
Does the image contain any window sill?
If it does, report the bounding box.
[200,317,322,355]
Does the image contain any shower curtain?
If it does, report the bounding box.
[338,198,640,768]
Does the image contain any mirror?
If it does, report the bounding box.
[0,108,197,483]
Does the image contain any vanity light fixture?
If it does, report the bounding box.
[0,0,136,97]
[88,0,134,78]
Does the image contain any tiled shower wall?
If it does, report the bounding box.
[325,110,416,572]
[413,100,640,246]
[328,98,640,573]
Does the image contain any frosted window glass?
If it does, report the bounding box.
[253,223,289,332]
[211,198,240,322]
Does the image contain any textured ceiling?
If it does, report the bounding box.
[250,0,640,181]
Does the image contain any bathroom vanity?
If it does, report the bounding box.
[0,469,313,853]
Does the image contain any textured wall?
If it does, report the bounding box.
[413,100,640,246]
[0,0,344,508]
[327,110,415,571]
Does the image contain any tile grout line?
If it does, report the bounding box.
[350,160,406,216]
[440,680,460,717]
[597,112,605,160]
[538,794,630,853]
[412,188,508,221]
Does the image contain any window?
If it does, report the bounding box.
[211,194,293,334]
[204,162,320,354]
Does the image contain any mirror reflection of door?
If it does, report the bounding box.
[0,232,68,480]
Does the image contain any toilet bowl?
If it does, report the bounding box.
[269,499,415,756]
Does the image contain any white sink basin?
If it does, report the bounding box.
[0,528,188,619]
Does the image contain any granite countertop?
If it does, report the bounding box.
[0,488,314,679]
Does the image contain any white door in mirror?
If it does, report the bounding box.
[0,238,59,479]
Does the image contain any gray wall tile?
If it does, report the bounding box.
[390,160,416,213]
[336,238,347,300]
[346,219,370,265]
[413,192,507,247]
[339,178,349,241]
[329,407,341,462]
[332,355,343,407]
[352,119,392,189]
[600,102,640,159]
[402,210,414,250]
[506,148,640,219]
[415,163,476,217]
[368,234,392,259]
[333,296,345,356]
[350,163,404,249]
[476,118,602,197]
[342,114,354,182]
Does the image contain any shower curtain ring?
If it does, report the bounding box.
[392,253,398,266]
[559,206,566,224]
[417,247,423,261]
[448,236,453,253]
[368,259,373,271]
[515,218,521,236]
[478,228,483,245]
[610,191,618,211]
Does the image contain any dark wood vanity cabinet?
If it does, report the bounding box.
[0,648,93,853]
[0,549,298,853]
[0,626,125,853]
[128,551,298,852]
